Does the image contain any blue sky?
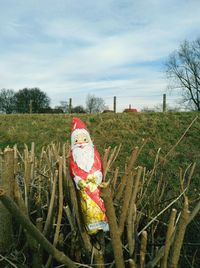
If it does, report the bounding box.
[0,0,200,111]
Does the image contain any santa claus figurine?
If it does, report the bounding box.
[70,117,109,235]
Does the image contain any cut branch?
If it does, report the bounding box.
[161,208,177,268]
[169,197,190,268]
[101,185,125,268]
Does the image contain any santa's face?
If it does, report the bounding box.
[74,132,90,149]
[71,130,94,172]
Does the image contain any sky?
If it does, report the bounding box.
[0,0,200,111]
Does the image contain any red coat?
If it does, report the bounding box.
[70,147,106,214]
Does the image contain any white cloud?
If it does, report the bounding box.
[0,0,200,111]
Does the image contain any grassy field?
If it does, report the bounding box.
[0,111,199,169]
[0,112,199,266]
[0,111,199,203]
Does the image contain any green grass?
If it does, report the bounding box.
[0,112,199,192]
[0,112,199,167]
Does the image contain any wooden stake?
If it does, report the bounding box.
[69,98,72,114]
[169,198,190,268]
[161,209,177,268]
[101,185,125,268]
[140,231,147,268]
[163,94,166,112]
[114,96,116,113]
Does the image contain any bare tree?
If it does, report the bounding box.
[140,106,155,113]
[55,101,69,113]
[86,94,106,113]
[166,39,200,111]
[72,105,86,113]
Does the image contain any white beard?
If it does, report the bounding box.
[72,143,94,172]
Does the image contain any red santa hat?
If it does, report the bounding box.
[71,117,88,132]
[71,117,93,147]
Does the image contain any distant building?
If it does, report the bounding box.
[123,104,138,113]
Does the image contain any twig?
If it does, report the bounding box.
[187,162,196,189]
[103,145,121,180]
[0,187,77,268]
[127,203,136,257]
[43,170,58,236]
[45,157,64,268]
[191,249,198,268]
[128,258,137,268]
[138,188,187,236]
[102,147,111,172]
[111,167,119,197]
[138,148,161,207]
[119,172,135,235]
[0,254,18,268]
[188,200,200,224]
[115,147,139,203]
[140,231,147,268]
[101,185,125,268]
[161,208,177,268]
[130,166,143,207]
[169,197,190,268]
[146,200,189,268]
[63,205,75,232]
[162,116,198,163]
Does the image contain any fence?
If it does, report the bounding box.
[66,94,170,114]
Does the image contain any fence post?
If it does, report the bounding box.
[163,94,166,112]
[0,148,14,253]
[29,99,33,114]
[114,96,116,113]
[69,98,72,114]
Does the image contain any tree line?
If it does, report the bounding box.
[0,88,50,114]
[1,37,200,113]
[0,88,107,114]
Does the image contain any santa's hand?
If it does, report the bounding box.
[93,170,103,185]
[78,180,87,190]
[86,174,96,183]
